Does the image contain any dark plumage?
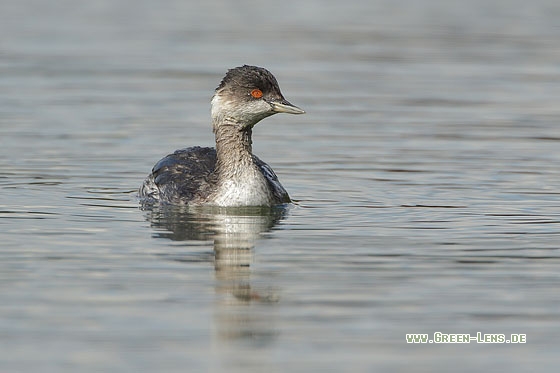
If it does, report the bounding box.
[216,65,283,99]
[139,65,305,206]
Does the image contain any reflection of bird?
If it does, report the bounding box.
[144,205,285,305]
[145,205,286,242]
[140,65,305,206]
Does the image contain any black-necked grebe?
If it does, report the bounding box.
[139,65,305,206]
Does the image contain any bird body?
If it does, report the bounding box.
[139,65,304,206]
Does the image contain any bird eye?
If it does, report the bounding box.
[250,89,263,99]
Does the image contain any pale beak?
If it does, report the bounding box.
[269,99,305,114]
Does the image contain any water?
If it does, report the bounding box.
[1,0,560,371]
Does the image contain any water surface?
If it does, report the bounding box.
[1,0,560,371]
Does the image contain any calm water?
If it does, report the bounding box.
[2,0,560,371]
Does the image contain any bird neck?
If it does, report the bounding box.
[213,118,255,178]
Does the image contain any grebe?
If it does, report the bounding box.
[139,65,305,206]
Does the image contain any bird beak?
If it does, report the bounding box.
[270,99,306,114]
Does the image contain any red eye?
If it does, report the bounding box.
[251,89,263,99]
